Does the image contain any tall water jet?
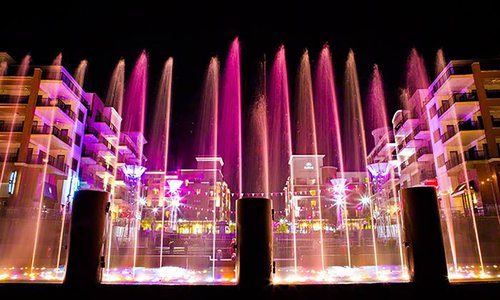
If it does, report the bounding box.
[366,64,405,276]
[52,53,62,66]
[268,46,293,208]
[0,61,7,76]
[147,58,174,171]
[435,48,446,77]
[247,97,270,197]
[268,46,294,273]
[104,58,125,271]
[196,57,219,279]
[245,57,269,197]
[17,55,31,76]
[294,50,325,270]
[403,48,429,111]
[106,59,125,115]
[343,50,368,172]
[123,52,148,136]
[123,51,148,273]
[314,44,344,171]
[343,50,370,268]
[219,38,243,196]
[146,57,173,268]
[74,59,88,87]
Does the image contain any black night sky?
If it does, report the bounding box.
[1,0,499,168]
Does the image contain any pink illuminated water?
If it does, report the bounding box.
[147,58,174,171]
[343,50,368,172]
[219,38,243,196]
[52,53,62,66]
[196,58,220,158]
[122,51,148,273]
[268,46,293,197]
[106,59,125,114]
[314,44,344,171]
[74,59,88,87]
[435,48,446,77]
[246,58,269,196]
[294,50,325,270]
[403,48,429,110]
[366,64,406,275]
[123,51,148,135]
[0,61,7,76]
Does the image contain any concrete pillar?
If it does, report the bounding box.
[401,186,448,284]
[236,197,273,288]
[64,190,109,287]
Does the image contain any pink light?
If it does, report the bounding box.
[167,179,183,194]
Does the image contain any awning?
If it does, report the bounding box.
[451,180,477,197]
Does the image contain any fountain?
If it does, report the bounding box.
[219,38,243,197]
[74,59,88,87]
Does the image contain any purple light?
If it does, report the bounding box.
[121,165,146,179]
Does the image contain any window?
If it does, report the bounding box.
[437,154,445,168]
[78,110,85,122]
[429,104,437,118]
[72,158,78,172]
[433,129,441,143]
[75,133,82,147]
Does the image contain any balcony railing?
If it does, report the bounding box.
[400,155,417,171]
[119,136,139,158]
[486,89,500,99]
[26,153,69,174]
[0,94,32,104]
[95,114,118,134]
[463,149,489,161]
[0,152,18,162]
[416,147,432,158]
[441,121,483,144]
[445,157,462,171]
[31,125,73,146]
[37,98,76,121]
[412,123,428,136]
[394,112,417,132]
[0,121,24,132]
[437,92,478,118]
[420,169,436,181]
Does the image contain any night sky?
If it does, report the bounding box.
[1,1,498,168]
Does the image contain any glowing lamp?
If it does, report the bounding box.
[121,164,146,179]
[367,162,390,177]
[167,179,183,194]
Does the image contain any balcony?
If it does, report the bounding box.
[94,114,118,135]
[0,121,24,132]
[0,152,18,162]
[26,153,69,175]
[437,92,479,120]
[400,155,417,172]
[420,169,436,181]
[31,124,73,149]
[445,150,489,173]
[394,112,418,134]
[36,98,76,123]
[412,123,429,139]
[0,94,31,104]
[441,120,484,146]
[416,146,433,161]
[486,89,500,99]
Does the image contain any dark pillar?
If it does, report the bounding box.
[64,190,109,287]
[236,197,272,288]
[401,186,448,284]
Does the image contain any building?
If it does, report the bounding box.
[392,89,436,190]
[0,64,87,211]
[141,157,232,235]
[425,59,500,216]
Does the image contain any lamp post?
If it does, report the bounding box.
[121,164,146,273]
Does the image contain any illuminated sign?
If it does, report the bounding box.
[304,162,314,170]
[8,171,17,194]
